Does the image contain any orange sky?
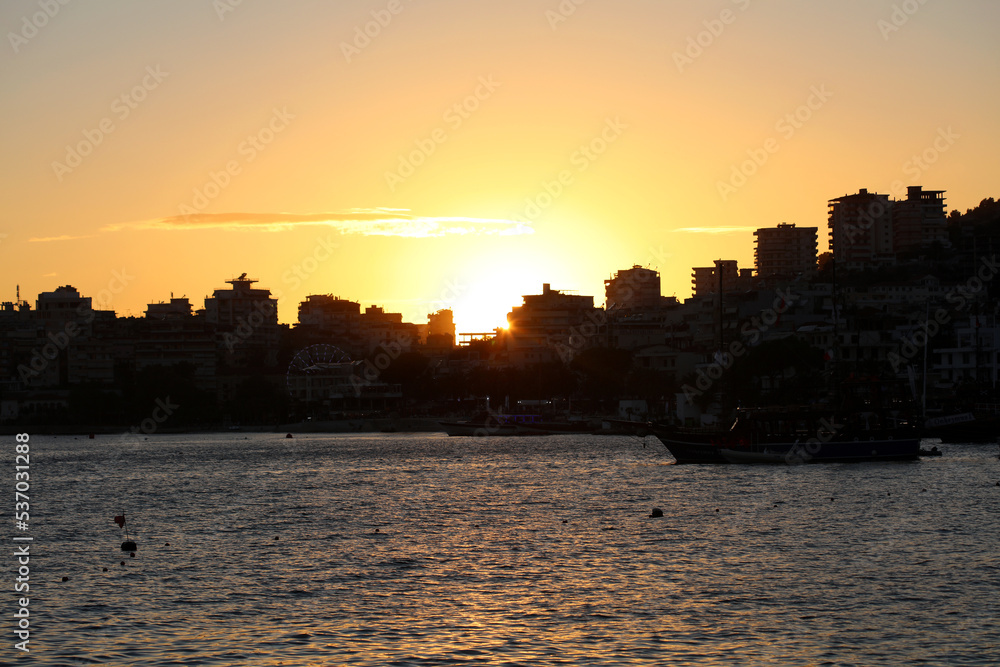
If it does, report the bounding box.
[2,0,998,332]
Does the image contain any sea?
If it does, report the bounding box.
[16,431,1000,665]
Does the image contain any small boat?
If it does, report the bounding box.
[514,420,598,435]
[439,412,544,437]
[922,411,1000,443]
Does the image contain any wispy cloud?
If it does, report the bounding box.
[28,234,96,243]
[673,226,758,234]
[102,209,533,238]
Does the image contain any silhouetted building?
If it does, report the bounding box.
[425,309,455,350]
[203,274,279,368]
[893,186,947,254]
[139,296,215,390]
[829,186,948,268]
[31,285,115,385]
[296,295,362,354]
[829,189,894,269]
[298,295,361,330]
[605,266,662,312]
[754,223,817,277]
[506,283,604,365]
[145,297,194,319]
[360,305,418,355]
[691,260,751,296]
[35,285,91,325]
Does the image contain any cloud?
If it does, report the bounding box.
[102,209,533,238]
[27,234,95,243]
[673,226,758,234]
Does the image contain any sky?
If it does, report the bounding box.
[1,0,998,332]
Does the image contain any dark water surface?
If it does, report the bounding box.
[19,432,1000,665]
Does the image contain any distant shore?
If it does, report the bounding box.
[0,418,449,436]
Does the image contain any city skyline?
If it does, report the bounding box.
[3,180,986,333]
[2,1,999,332]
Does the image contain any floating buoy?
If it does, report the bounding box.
[62,576,68,582]
[103,567,108,572]
[285,433,293,439]
[88,433,95,439]
[649,508,664,518]
[130,552,135,558]
[115,513,137,552]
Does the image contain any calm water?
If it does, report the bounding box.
[17,432,1000,665]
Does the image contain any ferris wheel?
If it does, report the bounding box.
[285,344,351,396]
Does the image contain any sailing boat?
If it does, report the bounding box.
[649,258,920,464]
[114,513,137,552]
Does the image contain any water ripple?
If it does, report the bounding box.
[27,433,1000,665]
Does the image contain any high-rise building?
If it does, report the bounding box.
[892,186,947,254]
[203,274,279,368]
[605,265,662,312]
[691,260,744,297]
[203,274,277,327]
[828,188,894,269]
[139,297,215,390]
[753,223,818,277]
[829,186,948,268]
[506,283,603,365]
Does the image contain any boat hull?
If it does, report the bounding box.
[650,426,920,464]
[439,421,521,437]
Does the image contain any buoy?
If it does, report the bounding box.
[121,541,137,552]
[62,576,68,582]
[164,542,170,546]
[285,433,293,439]
[88,433,95,439]
[649,508,664,518]
[130,552,135,558]
[120,561,125,566]
[274,536,279,540]
[562,519,568,524]
[103,567,108,572]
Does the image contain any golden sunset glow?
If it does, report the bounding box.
[2,1,998,332]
